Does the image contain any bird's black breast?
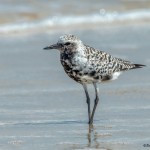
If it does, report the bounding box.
[60,52,82,83]
[60,53,72,71]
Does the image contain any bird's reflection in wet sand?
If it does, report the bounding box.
[87,124,112,150]
[87,124,100,148]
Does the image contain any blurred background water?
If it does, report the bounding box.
[0,0,150,34]
[0,0,150,150]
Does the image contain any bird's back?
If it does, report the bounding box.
[85,45,144,70]
[80,45,145,82]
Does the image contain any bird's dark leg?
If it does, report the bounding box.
[82,84,91,124]
[89,83,99,124]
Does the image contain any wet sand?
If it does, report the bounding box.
[0,23,150,150]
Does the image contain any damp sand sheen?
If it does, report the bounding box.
[0,1,150,150]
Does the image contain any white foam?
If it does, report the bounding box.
[0,9,150,34]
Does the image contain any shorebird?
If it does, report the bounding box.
[43,34,145,124]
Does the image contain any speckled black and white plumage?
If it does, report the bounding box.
[52,34,144,84]
[43,34,145,124]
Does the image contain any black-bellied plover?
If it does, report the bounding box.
[43,34,145,124]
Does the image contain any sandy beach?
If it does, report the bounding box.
[0,0,150,150]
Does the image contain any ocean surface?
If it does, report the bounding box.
[0,0,150,150]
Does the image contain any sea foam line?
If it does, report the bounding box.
[0,9,150,33]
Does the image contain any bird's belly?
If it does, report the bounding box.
[61,60,92,83]
[61,59,122,84]
[67,71,98,84]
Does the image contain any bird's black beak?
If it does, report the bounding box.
[43,43,61,50]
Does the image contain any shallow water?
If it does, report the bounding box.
[0,1,150,150]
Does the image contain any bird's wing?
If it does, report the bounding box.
[84,45,140,73]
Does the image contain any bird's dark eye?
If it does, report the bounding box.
[65,42,71,46]
[59,43,63,47]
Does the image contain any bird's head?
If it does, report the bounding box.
[43,34,83,52]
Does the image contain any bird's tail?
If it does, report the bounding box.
[131,64,146,69]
